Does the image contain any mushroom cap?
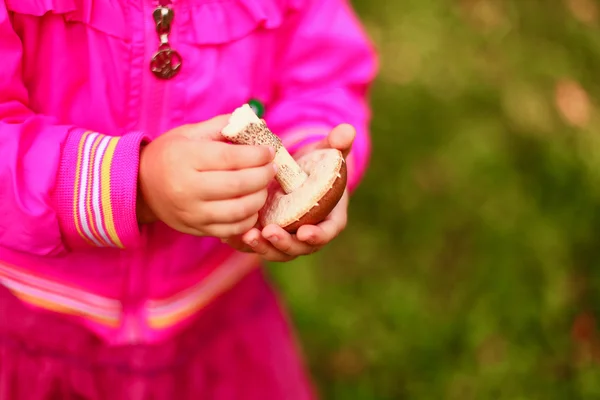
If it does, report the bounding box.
[259,148,347,233]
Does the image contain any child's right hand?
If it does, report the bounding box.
[137,115,277,238]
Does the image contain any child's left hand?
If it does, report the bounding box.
[223,124,355,262]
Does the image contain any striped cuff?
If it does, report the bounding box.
[55,129,148,249]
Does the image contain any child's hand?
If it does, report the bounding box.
[223,124,355,262]
[137,115,277,238]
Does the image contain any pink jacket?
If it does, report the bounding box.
[0,0,377,345]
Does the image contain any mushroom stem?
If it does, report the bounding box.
[272,145,309,194]
[222,104,308,194]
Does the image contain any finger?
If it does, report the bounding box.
[296,225,330,246]
[221,222,263,253]
[295,224,324,245]
[297,214,345,247]
[195,141,275,171]
[241,228,296,262]
[203,214,259,238]
[296,192,348,245]
[184,114,232,141]
[222,236,254,253]
[201,189,268,224]
[197,164,277,200]
[261,225,318,256]
[240,227,263,249]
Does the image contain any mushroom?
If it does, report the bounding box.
[222,104,347,233]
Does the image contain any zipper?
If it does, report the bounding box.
[140,0,179,136]
[123,0,178,344]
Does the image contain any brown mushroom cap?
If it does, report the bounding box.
[259,148,347,233]
[222,104,347,233]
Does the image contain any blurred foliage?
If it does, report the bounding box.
[267,0,600,398]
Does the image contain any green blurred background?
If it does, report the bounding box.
[268,0,600,398]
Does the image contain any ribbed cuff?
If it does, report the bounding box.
[54,129,148,249]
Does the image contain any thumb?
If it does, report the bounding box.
[293,124,356,159]
[326,124,356,158]
[185,114,232,141]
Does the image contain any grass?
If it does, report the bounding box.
[268,0,600,398]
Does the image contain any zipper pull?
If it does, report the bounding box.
[150,4,182,79]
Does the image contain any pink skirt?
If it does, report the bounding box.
[0,269,315,400]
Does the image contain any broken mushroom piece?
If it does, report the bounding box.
[221,104,347,233]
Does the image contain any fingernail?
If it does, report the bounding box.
[268,146,276,158]
[272,163,278,173]
[249,240,258,248]
[306,235,316,244]
[268,236,279,243]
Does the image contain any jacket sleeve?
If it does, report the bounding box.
[266,0,378,192]
[0,3,146,256]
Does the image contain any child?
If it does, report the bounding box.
[0,0,377,398]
